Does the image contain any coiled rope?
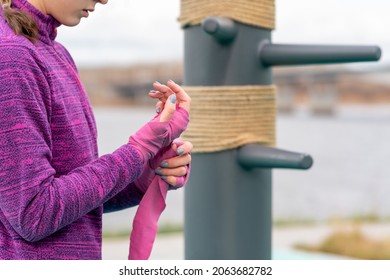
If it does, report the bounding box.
[179,1,277,153]
[181,86,276,153]
[179,0,275,30]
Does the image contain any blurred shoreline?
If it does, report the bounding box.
[80,63,390,114]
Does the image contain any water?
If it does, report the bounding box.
[94,105,390,232]
[275,105,390,221]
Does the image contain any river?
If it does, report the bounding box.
[93,105,390,232]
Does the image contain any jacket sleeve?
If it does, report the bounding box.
[103,143,192,213]
[103,183,144,213]
[0,46,145,242]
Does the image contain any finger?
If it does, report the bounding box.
[153,82,174,100]
[149,90,169,104]
[164,175,186,188]
[160,153,191,169]
[167,80,191,112]
[161,175,177,187]
[149,89,166,100]
[159,94,176,122]
[174,141,193,156]
[155,165,187,177]
[155,100,164,114]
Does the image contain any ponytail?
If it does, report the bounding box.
[1,0,38,43]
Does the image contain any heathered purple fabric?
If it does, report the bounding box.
[0,0,151,259]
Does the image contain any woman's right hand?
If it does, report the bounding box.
[128,80,190,162]
[149,80,191,122]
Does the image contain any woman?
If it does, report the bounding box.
[0,0,192,259]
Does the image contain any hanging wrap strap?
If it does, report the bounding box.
[181,85,276,153]
[179,0,275,30]
[129,143,190,260]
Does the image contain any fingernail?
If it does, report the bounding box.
[161,161,169,168]
[155,81,161,85]
[177,148,184,156]
[155,168,163,175]
[150,90,157,93]
[170,94,176,104]
[156,107,161,113]
[161,176,167,180]
[168,79,175,84]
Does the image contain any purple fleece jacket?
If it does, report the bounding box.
[0,0,187,260]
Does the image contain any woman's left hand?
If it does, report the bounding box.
[155,141,192,188]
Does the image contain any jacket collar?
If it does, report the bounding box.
[12,0,61,44]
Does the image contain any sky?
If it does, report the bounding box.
[56,0,390,68]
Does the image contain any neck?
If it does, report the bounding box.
[27,0,46,14]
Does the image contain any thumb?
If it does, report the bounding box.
[159,94,176,122]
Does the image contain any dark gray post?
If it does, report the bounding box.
[182,13,380,259]
[183,20,275,259]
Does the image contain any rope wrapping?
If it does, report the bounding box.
[181,85,277,153]
[179,0,275,30]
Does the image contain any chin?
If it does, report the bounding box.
[62,18,82,27]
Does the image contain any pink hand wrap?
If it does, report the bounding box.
[127,107,190,260]
[129,107,189,161]
[128,144,190,260]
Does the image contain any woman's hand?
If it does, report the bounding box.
[155,141,193,188]
[148,80,192,187]
[149,80,191,121]
[128,80,190,161]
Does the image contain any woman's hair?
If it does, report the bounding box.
[1,0,38,43]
